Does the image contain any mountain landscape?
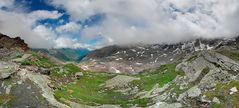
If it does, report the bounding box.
[1,32,239,108]
[1,0,239,108]
[33,48,90,62]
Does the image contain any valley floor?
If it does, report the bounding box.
[1,48,239,108]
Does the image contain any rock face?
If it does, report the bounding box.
[0,61,17,80]
[0,33,63,108]
[17,69,69,108]
[0,33,29,51]
[176,55,213,82]
[148,102,182,108]
[167,50,239,107]
[187,86,202,98]
[74,72,83,79]
[0,48,15,60]
[81,37,239,73]
[37,68,51,75]
[1,78,56,108]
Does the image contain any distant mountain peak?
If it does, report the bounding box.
[81,36,239,73]
[33,48,91,62]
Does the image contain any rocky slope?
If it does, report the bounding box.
[76,36,239,108]
[81,37,238,73]
[0,34,58,107]
[2,32,239,108]
[0,33,29,51]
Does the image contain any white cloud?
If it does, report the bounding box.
[0,8,62,48]
[55,37,76,48]
[33,25,56,40]
[50,0,239,46]
[56,22,81,33]
[54,37,95,50]
[49,0,94,20]
[28,10,63,20]
[0,0,14,8]
[1,0,239,49]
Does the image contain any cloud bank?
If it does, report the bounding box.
[0,10,60,48]
[50,0,239,45]
[0,0,62,48]
[0,0,239,49]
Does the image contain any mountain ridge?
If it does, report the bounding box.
[0,33,29,51]
[1,32,239,107]
[81,36,239,73]
[33,48,91,62]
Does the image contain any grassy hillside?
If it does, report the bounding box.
[54,63,185,107]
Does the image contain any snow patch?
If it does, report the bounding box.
[230,87,238,95]
[111,67,121,73]
[81,65,89,70]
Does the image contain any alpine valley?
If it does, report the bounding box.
[1,32,239,108]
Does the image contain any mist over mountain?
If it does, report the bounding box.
[0,0,239,49]
[1,0,239,108]
[1,32,239,107]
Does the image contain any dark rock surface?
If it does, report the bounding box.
[4,79,56,108]
[0,33,29,51]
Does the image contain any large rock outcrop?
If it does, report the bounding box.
[0,33,29,51]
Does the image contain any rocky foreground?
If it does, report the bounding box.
[1,33,239,108]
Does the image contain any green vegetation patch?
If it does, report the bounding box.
[204,80,239,107]
[63,63,82,73]
[54,63,185,107]
[132,63,185,91]
[54,71,154,107]
[20,52,56,68]
[217,50,239,61]
[50,63,83,86]
[50,63,82,77]
[0,94,15,105]
[54,72,131,106]
[130,98,151,107]
[50,67,61,77]
[211,102,221,108]
[170,84,192,97]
